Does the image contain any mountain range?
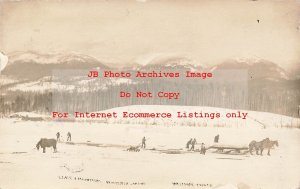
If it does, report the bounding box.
[0,51,295,81]
[0,51,299,117]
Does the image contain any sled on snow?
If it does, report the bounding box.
[207,144,249,155]
[127,145,141,152]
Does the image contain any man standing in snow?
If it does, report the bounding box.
[190,138,197,151]
[141,136,146,149]
[56,132,60,142]
[200,143,206,155]
[67,132,71,142]
[214,134,219,143]
[186,138,193,149]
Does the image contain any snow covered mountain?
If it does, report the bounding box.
[0,52,8,71]
[8,51,103,65]
[211,58,290,81]
[140,56,202,71]
[288,63,300,80]
[0,52,293,81]
[2,51,109,80]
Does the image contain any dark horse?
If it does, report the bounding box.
[36,138,57,153]
[249,138,279,156]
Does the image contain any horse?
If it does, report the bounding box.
[249,138,279,156]
[36,138,57,153]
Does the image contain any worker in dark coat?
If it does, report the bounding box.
[67,132,71,142]
[56,132,60,142]
[186,138,193,149]
[200,143,206,155]
[141,136,146,149]
[214,134,219,143]
[190,138,197,151]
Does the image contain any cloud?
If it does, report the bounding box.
[136,0,147,2]
[1,0,299,68]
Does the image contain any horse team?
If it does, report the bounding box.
[249,138,279,156]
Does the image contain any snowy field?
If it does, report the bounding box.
[0,117,300,189]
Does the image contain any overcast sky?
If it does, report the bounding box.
[0,0,299,68]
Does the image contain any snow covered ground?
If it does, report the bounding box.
[0,115,300,189]
[66,105,300,129]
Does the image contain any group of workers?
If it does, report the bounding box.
[186,134,220,155]
[56,132,72,142]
